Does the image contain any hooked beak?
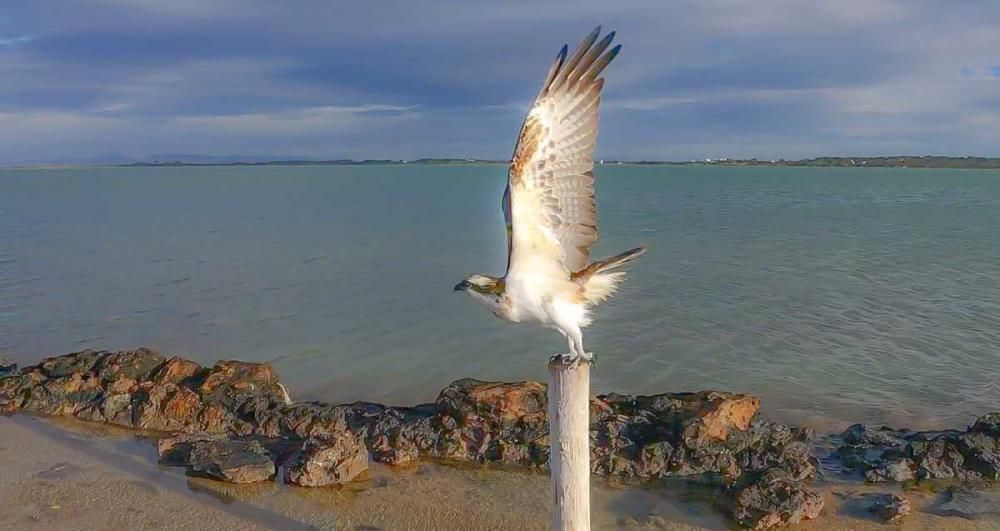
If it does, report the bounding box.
[454,280,471,292]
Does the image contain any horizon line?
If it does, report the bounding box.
[5,154,1000,171]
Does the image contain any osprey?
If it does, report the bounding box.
[455,27,645,363]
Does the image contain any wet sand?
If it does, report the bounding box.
[0,416,271,530]
[1,415,998,530]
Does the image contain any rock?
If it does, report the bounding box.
[841,423,913,449]
[197,360,286,411]
[370,426,422,465]
[625,390,760,438]
[157,432,221,465]
[262,401,349,439]
[284,434,369,486]
[971,412,1000,437]
[593,391,813,482]
[867,493,911,524]
[38,350,104,378]
[152,356,203,385]
[912,437,975,480]
[674,391,760,444]
[93,348,165,383]
[6,350,291,436]
[186,439,275,483]
[734,417,816,480]
[365,404,441,456]
[960,422,1000,481]
[133,383,202,431]
[933,487,1000,519]
[0,359,15,378]
[0,373,27,413]
[865,458,916,483]
[434,380,546,465]
[20,371,104,417]
[835,415,1000,483]
[437,379,547,426]
[724,468,824,529]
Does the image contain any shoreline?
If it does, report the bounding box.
[2,348,998,529]
[5,156,1000,170]
[5,414,997,531]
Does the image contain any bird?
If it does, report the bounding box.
[454,27,645,364]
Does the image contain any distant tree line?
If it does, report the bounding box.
[666,156,1000,169]
[121,156,1000,169]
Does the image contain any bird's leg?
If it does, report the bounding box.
[568,329,594,368]
[549,310,591,367]
[548,331,576,365]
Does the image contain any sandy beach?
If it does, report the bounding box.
[2,413,998,530]
[0,416,274,530]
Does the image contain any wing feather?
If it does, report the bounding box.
[549,27,602,93]
[503,28,619,276]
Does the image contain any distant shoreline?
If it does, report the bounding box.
[119,156,1000,169]
[4,155,1000,170]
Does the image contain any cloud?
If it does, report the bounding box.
[0,34,34,47]
[0,104,421,162]
[169,104,420,135]
[91,102,133,114]
[2,0,1000,163]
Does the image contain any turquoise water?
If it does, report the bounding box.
[1,165,998,431]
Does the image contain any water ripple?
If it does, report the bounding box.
[2,165,999,432]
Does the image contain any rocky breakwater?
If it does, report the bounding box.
[4,348,826,528]
[835,415,1000,483]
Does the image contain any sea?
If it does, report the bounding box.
[2,164,998,432]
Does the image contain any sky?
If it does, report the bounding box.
[2,0,1000,164]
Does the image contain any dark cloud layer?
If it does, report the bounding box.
[2,0,999,164]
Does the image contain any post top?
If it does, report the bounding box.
[547,354,594,370]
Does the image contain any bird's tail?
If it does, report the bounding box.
[573,246,646,304]
[576,247,647,277]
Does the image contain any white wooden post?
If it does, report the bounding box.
[547,356,591,531]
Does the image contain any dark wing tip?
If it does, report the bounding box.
[557,44,568,62]
[594,31,615,52]
[581,26,602,51]
[607,43,622,62]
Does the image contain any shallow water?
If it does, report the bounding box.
[1,164,998,431]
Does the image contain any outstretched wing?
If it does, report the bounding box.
[504,27,619,276]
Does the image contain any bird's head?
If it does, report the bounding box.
[454,274,507,316]
[454,274,504,296]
